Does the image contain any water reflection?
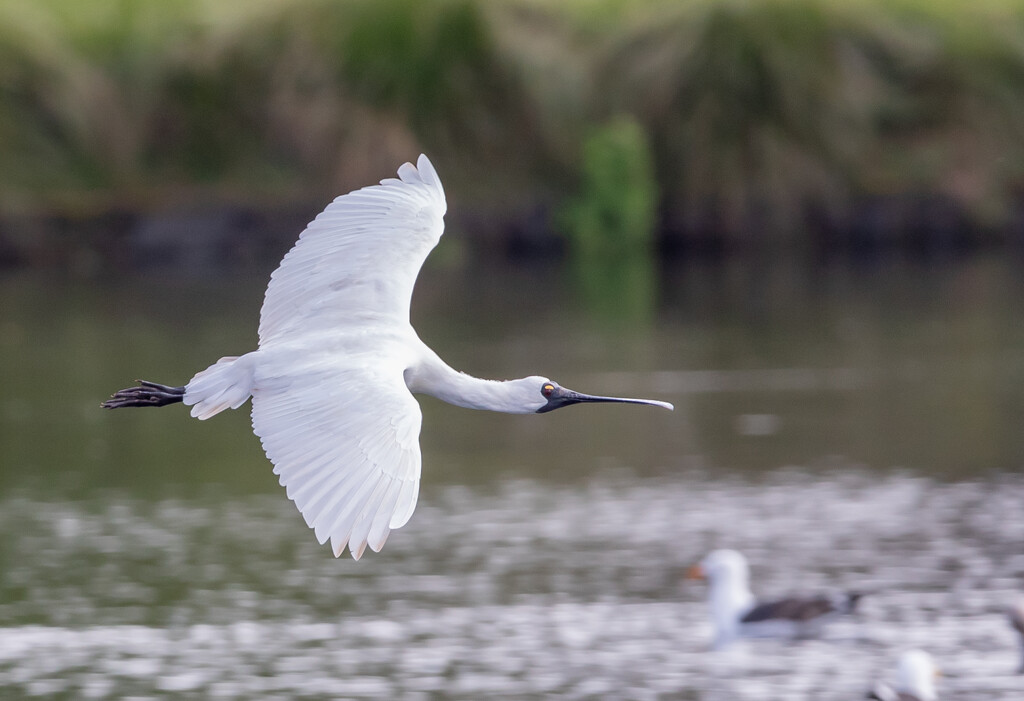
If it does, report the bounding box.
[571,253,656,328]
[7,255,1020,492]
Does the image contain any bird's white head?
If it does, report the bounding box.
[896,650,939,701]
[685,549,753,649]
[688,549,750,588]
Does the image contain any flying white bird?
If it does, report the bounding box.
[103,155,673,560]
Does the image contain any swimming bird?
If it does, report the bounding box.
[866,650,940,701]
[1008,599,1024,673]
[685,549,861,649]
[103,155,673,560]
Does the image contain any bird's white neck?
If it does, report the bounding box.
[709,575,754,645]
[898,654,938,701]
[405,347,541,414]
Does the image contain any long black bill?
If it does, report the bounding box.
[537,386,674,413]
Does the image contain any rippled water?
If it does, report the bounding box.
[0,473,1022,699]
[3,255,1024,698]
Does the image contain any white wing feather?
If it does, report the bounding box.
[251,363,422,559]
[258,154,446,346]
[249,155,445,558]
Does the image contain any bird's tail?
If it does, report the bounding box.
[865,683,898,701]
[840,591,864,614]
[182,355,255,420]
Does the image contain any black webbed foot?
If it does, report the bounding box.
[102,380,185,409]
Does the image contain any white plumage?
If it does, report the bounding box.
[868,650,940,701]
[257,158,446,347]
[105,155,672,560]
[186,156,443,559]
[687,549,861,649]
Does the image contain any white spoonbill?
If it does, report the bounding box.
[103,155,673,560]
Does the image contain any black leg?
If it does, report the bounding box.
[102,380,186,409]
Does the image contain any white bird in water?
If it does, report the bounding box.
[103,155,673,560]
[866,650,940,701]
[686,549,861,649]
[1008,599,1024,673]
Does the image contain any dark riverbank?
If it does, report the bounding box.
[2,191,1023,275]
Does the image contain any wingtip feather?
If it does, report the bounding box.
[389,479,420,529]
[346,479,391,561]
[367,479,402,549]
[396,161,418,182]
[368,529,390,553]
[416,154,439,185]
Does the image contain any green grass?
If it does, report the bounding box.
[2,0,1024,247]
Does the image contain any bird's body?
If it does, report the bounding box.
[104,155,672,560]
[866,650,939,701]
[686,549,861,649]
[1008,599,1024,673]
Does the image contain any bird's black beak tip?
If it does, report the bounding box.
[539,386,674,413]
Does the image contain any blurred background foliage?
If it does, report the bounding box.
[2,0,1024,259]
[557,117,657,259]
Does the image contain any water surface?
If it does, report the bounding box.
[1,255,1023,698]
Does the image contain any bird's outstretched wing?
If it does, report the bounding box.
[258,154,446,347]
[251,363,422,559]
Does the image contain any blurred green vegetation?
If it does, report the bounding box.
[558,117,658,323]
[2,0,1024,250]
[558,117,657,258]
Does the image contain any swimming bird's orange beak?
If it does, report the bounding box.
[685,563,705,580]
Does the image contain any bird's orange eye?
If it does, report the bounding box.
[541,383,555,397]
